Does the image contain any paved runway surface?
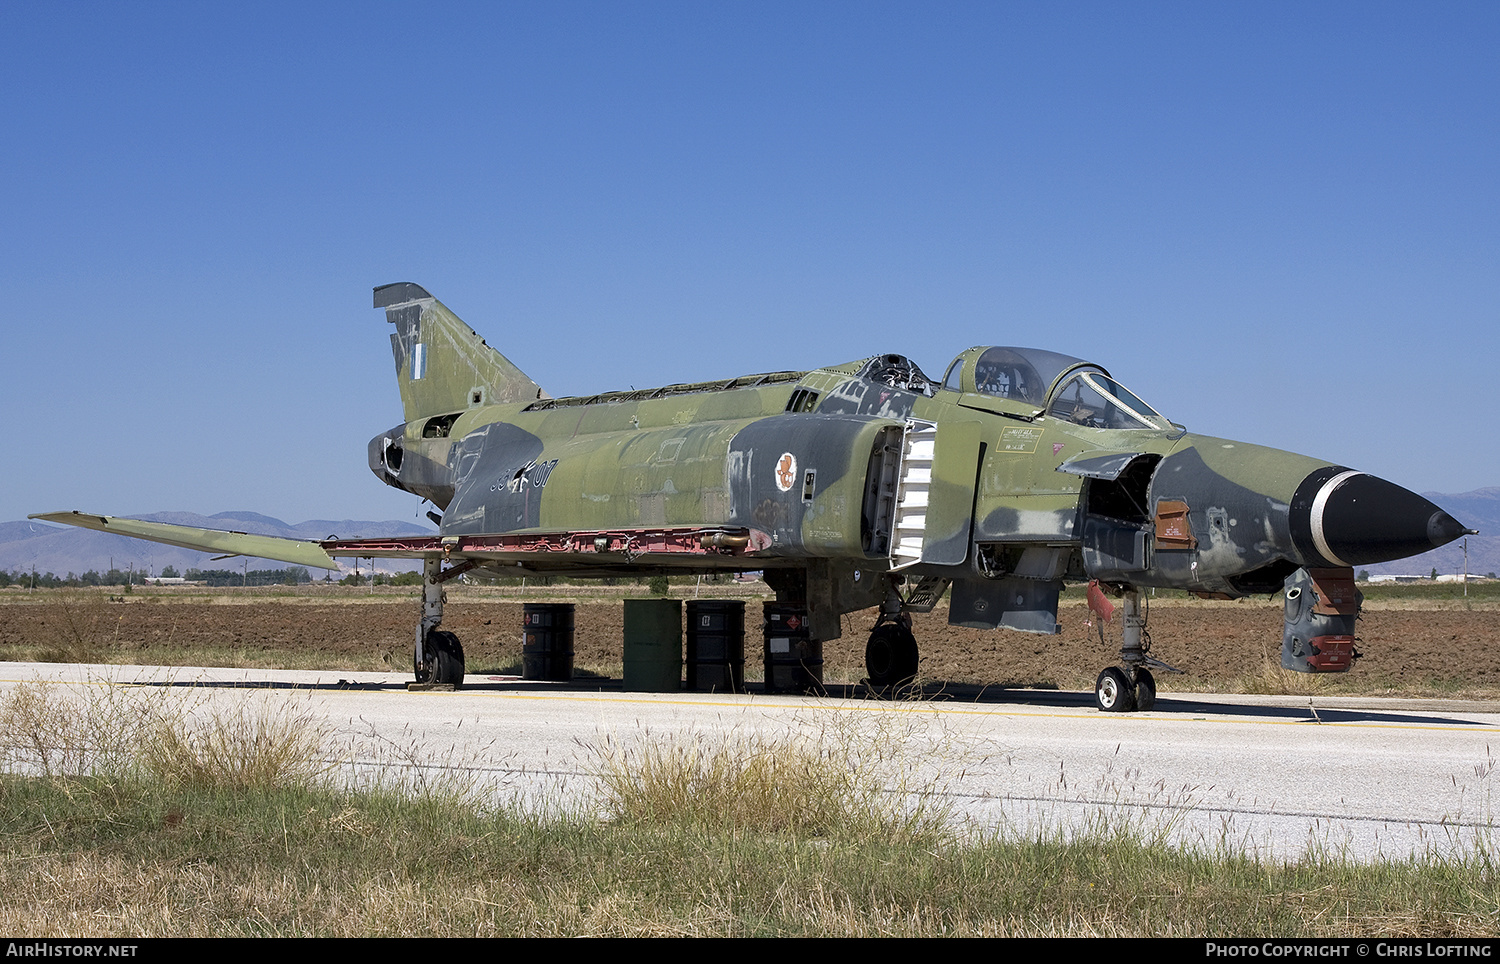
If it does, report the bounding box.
[4,661,1498,862]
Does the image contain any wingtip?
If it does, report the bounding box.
[29,510,107,524]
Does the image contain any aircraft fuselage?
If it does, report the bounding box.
[367,342,1466,646]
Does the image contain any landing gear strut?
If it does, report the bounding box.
[1090,584,1172,712]
[865,582,918,688]
[413,556,466,687]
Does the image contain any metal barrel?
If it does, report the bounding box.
[623,598,682,692]
[685,600,745,693]
[521,603,575,681]
[762,602,822,695]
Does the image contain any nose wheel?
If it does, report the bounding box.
[1095,665,1155,712]
[1094,667,1133,712]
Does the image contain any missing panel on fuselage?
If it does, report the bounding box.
[1080,455,1161,577]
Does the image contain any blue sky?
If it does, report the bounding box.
[4,1,1496,526]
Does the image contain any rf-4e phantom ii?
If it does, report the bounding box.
[35,283,1475,711]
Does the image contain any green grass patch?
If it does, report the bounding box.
[1358,581,1500,603]
[4,772,1500,936]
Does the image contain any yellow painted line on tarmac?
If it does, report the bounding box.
[397,686,1500,734]
[0,674,148,688]
[3,671,1494,735]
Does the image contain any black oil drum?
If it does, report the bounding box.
[762,602,822,695]
[686,600,745,693]
[522,603,575,681]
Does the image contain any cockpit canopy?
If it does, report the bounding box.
[941,346,1176,432]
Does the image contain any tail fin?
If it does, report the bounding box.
[375,282,548,423]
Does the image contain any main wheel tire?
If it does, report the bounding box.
[865,623,919,687]
[1095,666,1136,712]
[1134,668,1157,712]
[418,630,466,687]
[431,630,466,687]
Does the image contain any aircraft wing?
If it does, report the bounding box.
[29,511,341,571]
[29,512,766,573]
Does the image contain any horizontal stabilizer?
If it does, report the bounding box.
[29,511,339,571]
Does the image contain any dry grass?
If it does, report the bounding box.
[136,700,331,791]
[1232,657,1336,697]
[0,678,331,791]
[588,718,952,843]
[31,591,120,664]
[0,680,163,778]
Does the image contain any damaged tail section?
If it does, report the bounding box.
[375,282,548,423]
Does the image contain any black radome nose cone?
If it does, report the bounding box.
[1290,468,1473,568]
[1427,509,1470,548]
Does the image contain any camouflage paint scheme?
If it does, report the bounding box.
[360,283,1466,635]
[34,283,1472,702]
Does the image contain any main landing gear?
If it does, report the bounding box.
[865,615,919,687]
[864,581,920,689]
[1090,583,1174,712]
[416,629,466,686]
[413,556,467,687]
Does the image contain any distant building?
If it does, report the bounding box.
[1366,573,1488,584]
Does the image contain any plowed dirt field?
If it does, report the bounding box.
[3,586,1497,697]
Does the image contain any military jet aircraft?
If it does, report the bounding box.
[34,283,1474,711]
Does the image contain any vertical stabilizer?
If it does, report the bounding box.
[375,283,548,423]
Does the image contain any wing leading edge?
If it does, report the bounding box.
[29,511,342,570]
[28,512,768,573]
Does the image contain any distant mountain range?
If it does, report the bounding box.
[1,488,1493,582]
[0,511,434,578]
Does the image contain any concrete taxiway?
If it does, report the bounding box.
[3,661,1497,862]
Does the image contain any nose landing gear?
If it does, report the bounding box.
[1090,582,1174,712]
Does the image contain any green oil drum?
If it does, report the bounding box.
[623,598,682,692]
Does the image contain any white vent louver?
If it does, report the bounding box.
[891,420,937,569]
